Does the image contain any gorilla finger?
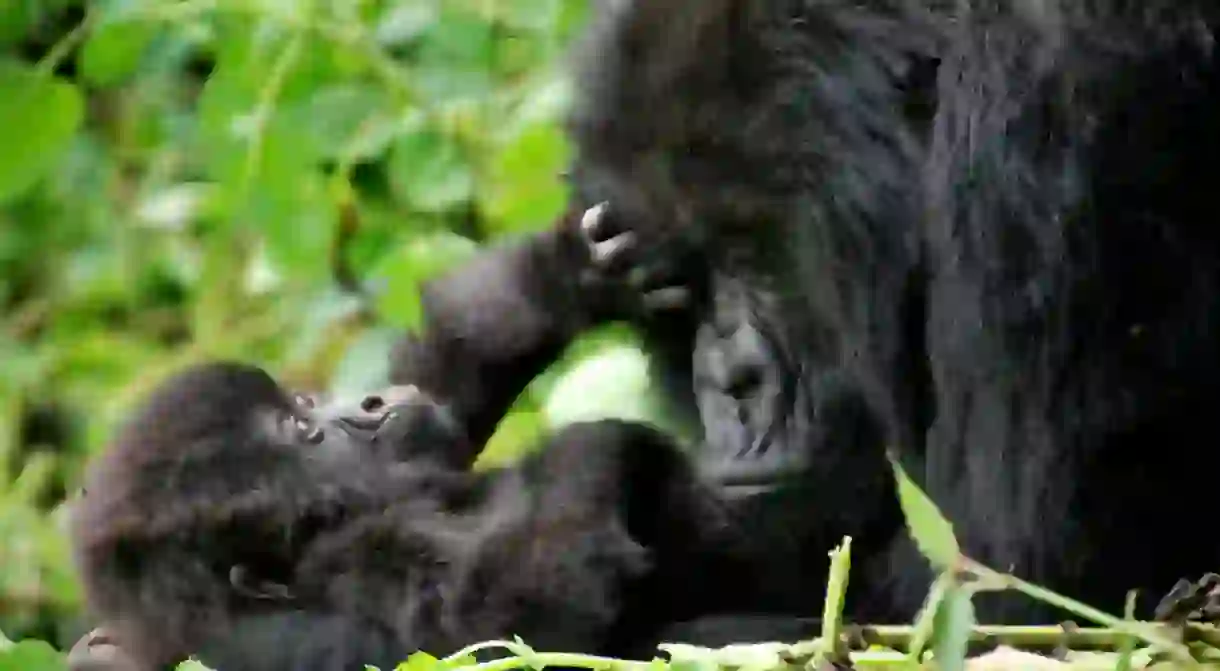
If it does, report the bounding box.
[626,259,688,293]
[229,565,294,601]
[642,286,692,312]
[591,232,640,271]
[579,201,613,242]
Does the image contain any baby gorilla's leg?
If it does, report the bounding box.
[447,420,763,656]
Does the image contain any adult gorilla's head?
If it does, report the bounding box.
[564,0,917,516]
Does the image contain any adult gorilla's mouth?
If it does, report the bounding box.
[699,429,811,498]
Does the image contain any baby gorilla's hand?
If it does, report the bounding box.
[577,202,702,320]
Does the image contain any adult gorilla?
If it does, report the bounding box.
[561,0,1220,627]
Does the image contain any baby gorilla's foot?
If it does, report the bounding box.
[578,202,701,319]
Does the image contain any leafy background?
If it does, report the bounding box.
[0,0,679,658]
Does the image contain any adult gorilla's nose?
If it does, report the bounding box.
[706,325,771,399]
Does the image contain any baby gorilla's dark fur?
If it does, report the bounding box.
[70,362,753,671]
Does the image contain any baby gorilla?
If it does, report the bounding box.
[66,201,742,671]
[69,362,751,671]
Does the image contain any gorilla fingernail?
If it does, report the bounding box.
[593,232,637,265]
[580,201,610,240]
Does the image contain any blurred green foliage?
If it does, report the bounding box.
[0,0,678,657]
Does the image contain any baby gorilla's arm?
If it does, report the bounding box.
[388,202,699,464]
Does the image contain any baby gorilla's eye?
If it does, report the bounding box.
[279,414,325,445]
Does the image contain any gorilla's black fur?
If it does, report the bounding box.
[566,0,1220,625]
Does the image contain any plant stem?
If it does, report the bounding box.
[961,559,1196,665]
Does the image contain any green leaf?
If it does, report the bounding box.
[889,454,961,570]
[417,8,495,67]
[0,638,66,671]
[484,122,570,234]
[930,584,976,671]
[293,84,396,161]
[397,651,441,671]
[543,345,664,428]
[197,48,335,277]
[0,61,84,205]
[388,125,475,212]
[906,572,951,661]
[0,3,39,47]
[78,18,156,86]
[411,7,496,104]
[329,327,399,398]
[374,4,438,46]
[479,409,547,467]
[369,232,480,328]
[491,0,565,31]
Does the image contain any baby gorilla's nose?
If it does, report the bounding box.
[309,385,468,466]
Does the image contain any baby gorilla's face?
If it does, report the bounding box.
[692,278,803,496]
[293,385,469,468]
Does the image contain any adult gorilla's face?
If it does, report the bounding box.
[692,275,810,496]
